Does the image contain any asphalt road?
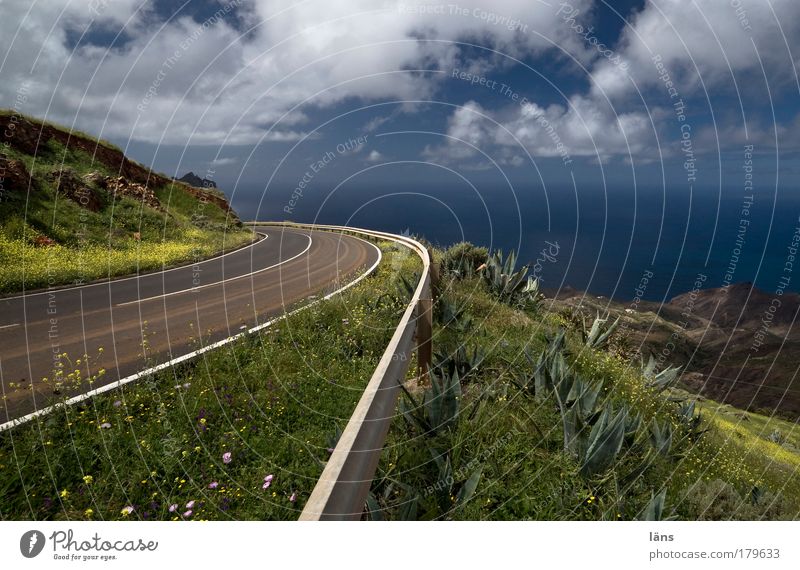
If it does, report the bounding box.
[0,226,380,423]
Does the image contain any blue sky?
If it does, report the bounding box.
[3,0,799,221]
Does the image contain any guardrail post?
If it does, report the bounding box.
[417,296,432,378]
[427,245,440,301]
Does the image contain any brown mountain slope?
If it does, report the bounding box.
[549,282,800,418]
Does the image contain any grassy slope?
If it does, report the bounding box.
[0,116,252,293]
[1,238,797,521]
[0,241,421,521]
[371,252,800,521]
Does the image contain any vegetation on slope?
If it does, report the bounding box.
[1,235,797,522]
[0,240,420,521]
[368,242,800,521]
[0,111,252,293]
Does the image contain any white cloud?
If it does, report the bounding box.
[2,0,796,162]
[426,97,655,165]
[210,156,238,166]
[365,149,383,162]
[424,0,800,166]
[0,0,594,146]
[591,0,800,99]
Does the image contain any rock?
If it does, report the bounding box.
[178,171,217,188]
[49,168,103,212]
[0,154,35,198]
[83,171,108,189]
[107,176,162,210]
[33,235,56,247]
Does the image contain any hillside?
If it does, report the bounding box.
[549,282,800,417]
[0,112,253,293]
[0,238,798,521]
[368,244,800,520]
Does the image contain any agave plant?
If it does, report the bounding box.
[400,369,462,436]
[638,489,676,521]
[481,249,535,305]
[641,355,682,393]
[433,344,484,380]
[624,411,643,446]
[426,369,462,433]
[579,403,629,477]
[583,313,620,349]
[676,400,704,437]
[435,297,474,332]
[559,377,605,456]
[649,418,673,457]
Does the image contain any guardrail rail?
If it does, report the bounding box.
[260,223,433,521]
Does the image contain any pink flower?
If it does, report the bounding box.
[168,504,177,513]
[262,481,271,490]
[186,500,195,509]
[264,474,274,483]
[183,510,193,518]
[99,422,111,429]
[289,492,297,503]
[208,482,219,489]
[222,452,232,464]
[113,400,122,407]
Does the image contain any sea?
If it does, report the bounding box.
[229,183,800,303]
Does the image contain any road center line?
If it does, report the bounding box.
[115,232,313,306]
[0,324,19,330]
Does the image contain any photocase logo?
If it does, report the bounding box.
[19,530,46,558]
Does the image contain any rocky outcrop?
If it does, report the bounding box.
[0,114,237,217]
[49,169,103,211]
[0,154,35,197]
[106,176,162,210]
[178,171,217,188]
[0,114,172,188]
[180,184,239,222]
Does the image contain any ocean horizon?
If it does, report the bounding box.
[230,183,800,303]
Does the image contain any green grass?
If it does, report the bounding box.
[0,110,124,153]
[369,256,800,521]
[0,241,421,521]
[3,238,798,521]
[0,130,252,293]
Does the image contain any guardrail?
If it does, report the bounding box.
[257,223,432,521]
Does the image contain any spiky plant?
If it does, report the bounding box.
[641,355,682,393]
[579,403,629,477]
[400,369,462,437]
[638,489,676,521]
[583,313,620,349]
[433,344,484,380]
[435,297,473,332]
[649,419,673,457]
[481,249,536,306]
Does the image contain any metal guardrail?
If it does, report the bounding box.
[258,223,432,521]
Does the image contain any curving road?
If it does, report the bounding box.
[0,226,381,423]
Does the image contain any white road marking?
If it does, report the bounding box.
[0,236,382,432]
[0,232,268,302]
[115,233,312,306]
[0,324,20,330]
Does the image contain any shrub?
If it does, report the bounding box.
[441,242,488,278]
[682,479,797,520]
